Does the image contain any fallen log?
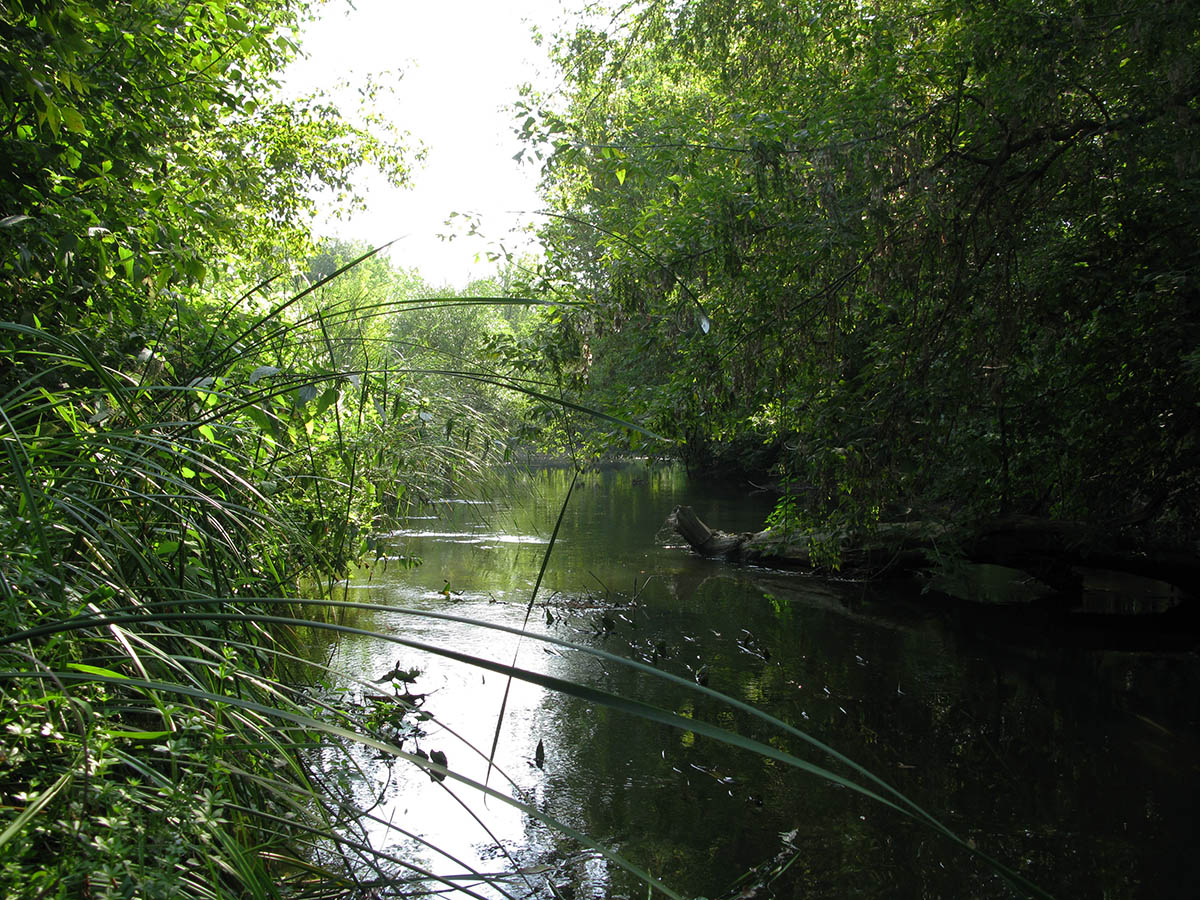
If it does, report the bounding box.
[665,505,938,575]
[666,505,768,560]
[665,505,1200,603]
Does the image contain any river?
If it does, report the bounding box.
[319,463,1200,899]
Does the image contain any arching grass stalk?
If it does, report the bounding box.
[1,602,1054,899]
[485,467,579,792]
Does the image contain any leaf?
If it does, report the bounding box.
[313,387,340,418]
[42,100,61,137]
[0,766,74,850]
[67,663,128,680]
[248,365,280,384]
[60,106,85,133]
[0,215,32,228]
[428,749,448,782]
[245,404,273,434]
[616,168,627,185]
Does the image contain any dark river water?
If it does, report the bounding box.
[321,463,1200,899]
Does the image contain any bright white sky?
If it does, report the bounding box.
[285,0,570,287]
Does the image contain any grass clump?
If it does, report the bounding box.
[0,269,492,897]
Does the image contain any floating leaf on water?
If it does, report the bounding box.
[535,739,545,770]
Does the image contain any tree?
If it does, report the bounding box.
[0,11,423,892]
[0,0,410,329]
[521,0,1200,545]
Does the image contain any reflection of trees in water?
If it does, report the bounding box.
[521,564,1200,898]
[314,468,1199,898]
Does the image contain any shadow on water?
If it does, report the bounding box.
[321,463,1200,899]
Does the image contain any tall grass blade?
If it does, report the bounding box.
[0,603,1053,898]
[485,467,578,791]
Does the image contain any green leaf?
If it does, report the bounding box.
[313,386,340,418]
[245,405,273,433]
[67,663,128,680]
[60,106,85,133]
[0,766,75,850]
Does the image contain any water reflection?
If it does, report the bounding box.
[321,464,1200,899]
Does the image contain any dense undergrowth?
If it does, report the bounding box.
[0,260,480,896]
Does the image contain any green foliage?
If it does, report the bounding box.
[0,0,1066,894]
[0,0,411,327]
[0,219,658,895]
[0,309,1042,895]
[0,274,556,896]
[0,3,437,892]
[521,0,1200,539]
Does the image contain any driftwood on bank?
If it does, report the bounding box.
[666,505,1200,599]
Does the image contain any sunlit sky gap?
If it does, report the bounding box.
[285,0,568,287]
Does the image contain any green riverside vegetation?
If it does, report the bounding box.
[5,0,1189,896]
[512,0,1200,558]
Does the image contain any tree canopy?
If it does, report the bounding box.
[518,0,1200,544]
[0,0,410,328]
